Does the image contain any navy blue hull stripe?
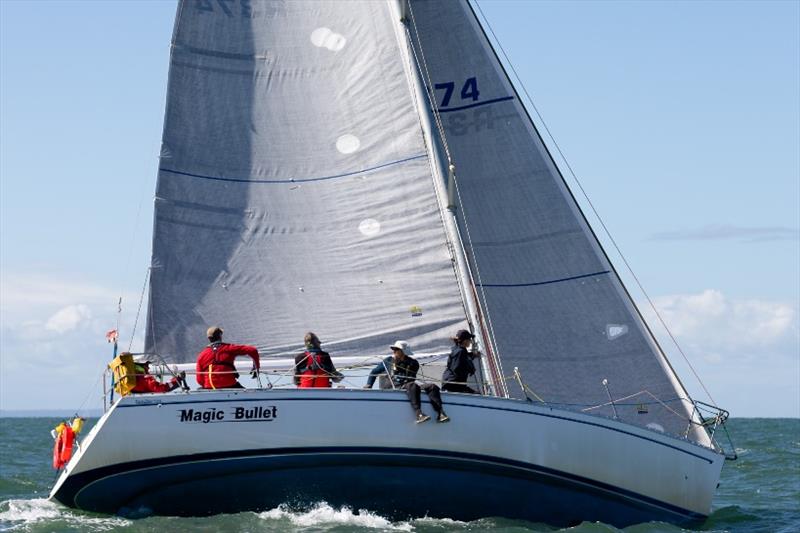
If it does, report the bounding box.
[159,153,427,184]
[117,395,715,464]
[478,270,611,288]
[56,446,704,522]
[437,96,515,113]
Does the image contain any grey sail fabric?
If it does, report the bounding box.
[407,0,707,444]
[145,1,470,363]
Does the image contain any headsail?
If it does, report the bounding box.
[145,1,470,362]
[406,0,708,444]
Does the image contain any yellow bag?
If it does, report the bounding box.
[109,353,136,396]
[70,417,85,435]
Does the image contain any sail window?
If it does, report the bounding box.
[336,134,361,154]
[605,324,629,340]
[358,218,381,237]
[310,27,347,52]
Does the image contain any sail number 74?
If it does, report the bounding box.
[434,77,480,108]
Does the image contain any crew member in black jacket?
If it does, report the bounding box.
[442,329,480,394]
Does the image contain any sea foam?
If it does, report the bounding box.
[0,498,129,531]
[259,502,413,530]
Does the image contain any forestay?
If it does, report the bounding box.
[145,1,470,364]
[406,0,708,444]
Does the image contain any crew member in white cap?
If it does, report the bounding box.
[364,340,450,424]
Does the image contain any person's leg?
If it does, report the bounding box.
[405,383,429,423]
[442,383,467,393]
[421,383,443,413]
[422,383,450,422]
[405,382,422,413]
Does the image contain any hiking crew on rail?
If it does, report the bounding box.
[364,340,450,424]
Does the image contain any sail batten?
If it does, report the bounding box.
[158,153,428,184]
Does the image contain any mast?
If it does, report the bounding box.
[392,0,507,397]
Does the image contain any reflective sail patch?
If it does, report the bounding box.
[606,324,629,340]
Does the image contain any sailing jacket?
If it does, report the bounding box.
[294,349,337,388]
[365,355,419,389]
[196,342,260,389]
[131,365,179,394]
[442,345,476,385]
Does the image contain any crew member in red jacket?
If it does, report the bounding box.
[196,326,260,389]
[294,332,342,388]
[130,354,184,393]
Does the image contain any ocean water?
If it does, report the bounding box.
[0,418,797,532]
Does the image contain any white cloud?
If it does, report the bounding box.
[650,224,799,242]
[642,289,798,356]
[45,304,92,333]
[0,273,149,410]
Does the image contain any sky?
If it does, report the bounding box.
[1,0,798,417]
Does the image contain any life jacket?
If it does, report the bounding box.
[203,342,238,389]
[298,351,331,388]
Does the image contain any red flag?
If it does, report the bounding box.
[105,329,118,343]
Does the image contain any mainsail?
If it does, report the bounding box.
[146,1,470,362]
[145,0,708,444]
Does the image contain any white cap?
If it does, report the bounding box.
[133,354,152,364]
[389,340,413,356]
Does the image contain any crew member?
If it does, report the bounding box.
[442,329,480,394]
[196,326,260,389]
[129,354,184,393]
[364,341,450,424]
[294,332,343,388]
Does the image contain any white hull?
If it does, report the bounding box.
[51,388,724,525]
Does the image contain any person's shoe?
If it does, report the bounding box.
[436,412,450,423]
[415,413,431,424]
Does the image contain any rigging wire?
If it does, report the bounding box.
[114,152,153,345]
[399,21,473,334]
[147,273,158,357]
[405,0,507,396]
[128,267,150,352]
[472,0,718,408]
[72,368,107,416]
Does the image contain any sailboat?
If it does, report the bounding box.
[49,0,735,526]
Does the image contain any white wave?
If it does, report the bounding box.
[0,498,130,531]
[259,502,413,531]
[413,515,469,527]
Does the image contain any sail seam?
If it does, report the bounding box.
[159,153,427,184]
[437,95,514,113]
[479,270,610,288]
